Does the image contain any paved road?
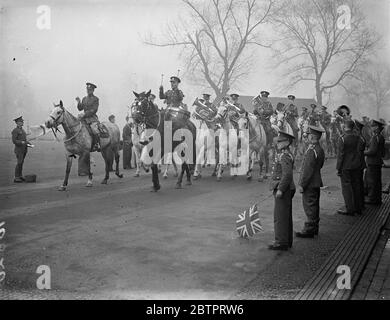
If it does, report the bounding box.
[0,139,361,299]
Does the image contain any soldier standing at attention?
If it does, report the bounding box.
[296,126,325,238]
[269,131,296,251]
[364,119,386,205]
[12,116,31,183]
[285,95,299,141]
[253,91,274,146]
[122,116,133,170]
[159,76,187,113]
[76,82,100,152]
[337,120,362,216]
[354,120,367,212]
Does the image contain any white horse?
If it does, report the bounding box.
[238,112,268,182]
[192,116,219,179]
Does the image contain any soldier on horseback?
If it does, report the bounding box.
[285,95,299,141]
[202,93,218,115]
[230,93,246,115]
[309,104,320,126]
[76,82,101,152]
[159,76,187,116]
[253,90,274,146]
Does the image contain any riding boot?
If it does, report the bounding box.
[93,134,101,152]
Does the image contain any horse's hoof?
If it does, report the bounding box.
[186,180,192,186]
[247,176,253,181]
[175,183,183,189]
[58,186,66,191]
[217,177,221,182]
[145,169,150,173]
[150,185,161,192]
[101,180,107,185]
[174,173,179,178]
[212,172,217,177]
[163,175,168,179]
[258,177,264,182]
[86,183,92,188]
[116,173,123,179]
[134,173,140,177]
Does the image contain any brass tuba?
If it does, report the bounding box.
[193,97,215,120]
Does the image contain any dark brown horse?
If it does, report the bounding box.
[45,101,123,190]
[131,91,196,191]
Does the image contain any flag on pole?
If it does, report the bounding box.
[236,204,263,238]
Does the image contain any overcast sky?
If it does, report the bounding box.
[0,0,389,136]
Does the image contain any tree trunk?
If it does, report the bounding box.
[315,81,322,107]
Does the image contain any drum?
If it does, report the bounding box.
[167,106,191,122]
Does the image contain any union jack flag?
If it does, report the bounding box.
[236,204,263,238]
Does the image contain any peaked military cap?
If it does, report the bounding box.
[86,82,97,89]
[108,114,115,120]
[310,103,317,108]
[277,131,295,142]
[371,119,386,127]
[354,119,364,129]
[170,76,181,83]
[321,106,327,110]
[230,93,239,98]
[287,95,295,100]
[260,91,270,97]
[338,105,350,114]
[14,116,24,123]
[307,125,324,136]
[202,93,211,98]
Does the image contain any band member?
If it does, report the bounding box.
[354,119,367,211]
[76,82,101,151]
[337,120,362,215]
[159,76,187,112]
[108,115,115,124]
[320,106,331,145]
[296,126,325,238]
[309,104,320,126]
[337,105,352,120]
[202,93,218,116]
[269,131,296,251]
[285,95,299,140]
[301,107,309,120]
[122,116,133,170]
[275,102,285,113]
[364,119,386,205]
[12,116,31,183]
[253,90,274,146]
[230,93,246,115]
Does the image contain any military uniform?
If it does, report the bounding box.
[122,122,133,169]
[364,120,385,205]
[253,94,274,145]
[355,120,367,211]
[297,127,325,236]
[12,124,28,181]
[269,132,295,250]
[159,87,185,109]
[336,130,362,214]
[285,100,299,140]
[77,83,100,150]
[309,110,320,126]
[320,109,332,144]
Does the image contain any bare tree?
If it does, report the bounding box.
[345,61,390,119]
[143,0,274,101]
[271,0,380,106]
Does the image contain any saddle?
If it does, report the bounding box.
[97,123,110,138]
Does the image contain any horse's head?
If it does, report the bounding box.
[238,112,250,131]
[275,110,286,129]
[131,90,153,124]
[45,100,65,129]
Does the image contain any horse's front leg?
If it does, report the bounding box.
[101,149,110,185]
[115,150,123,179]
[59,155,73,191]
[175,163,185,189]
[151,163,160,192]
[173,160,178,177]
